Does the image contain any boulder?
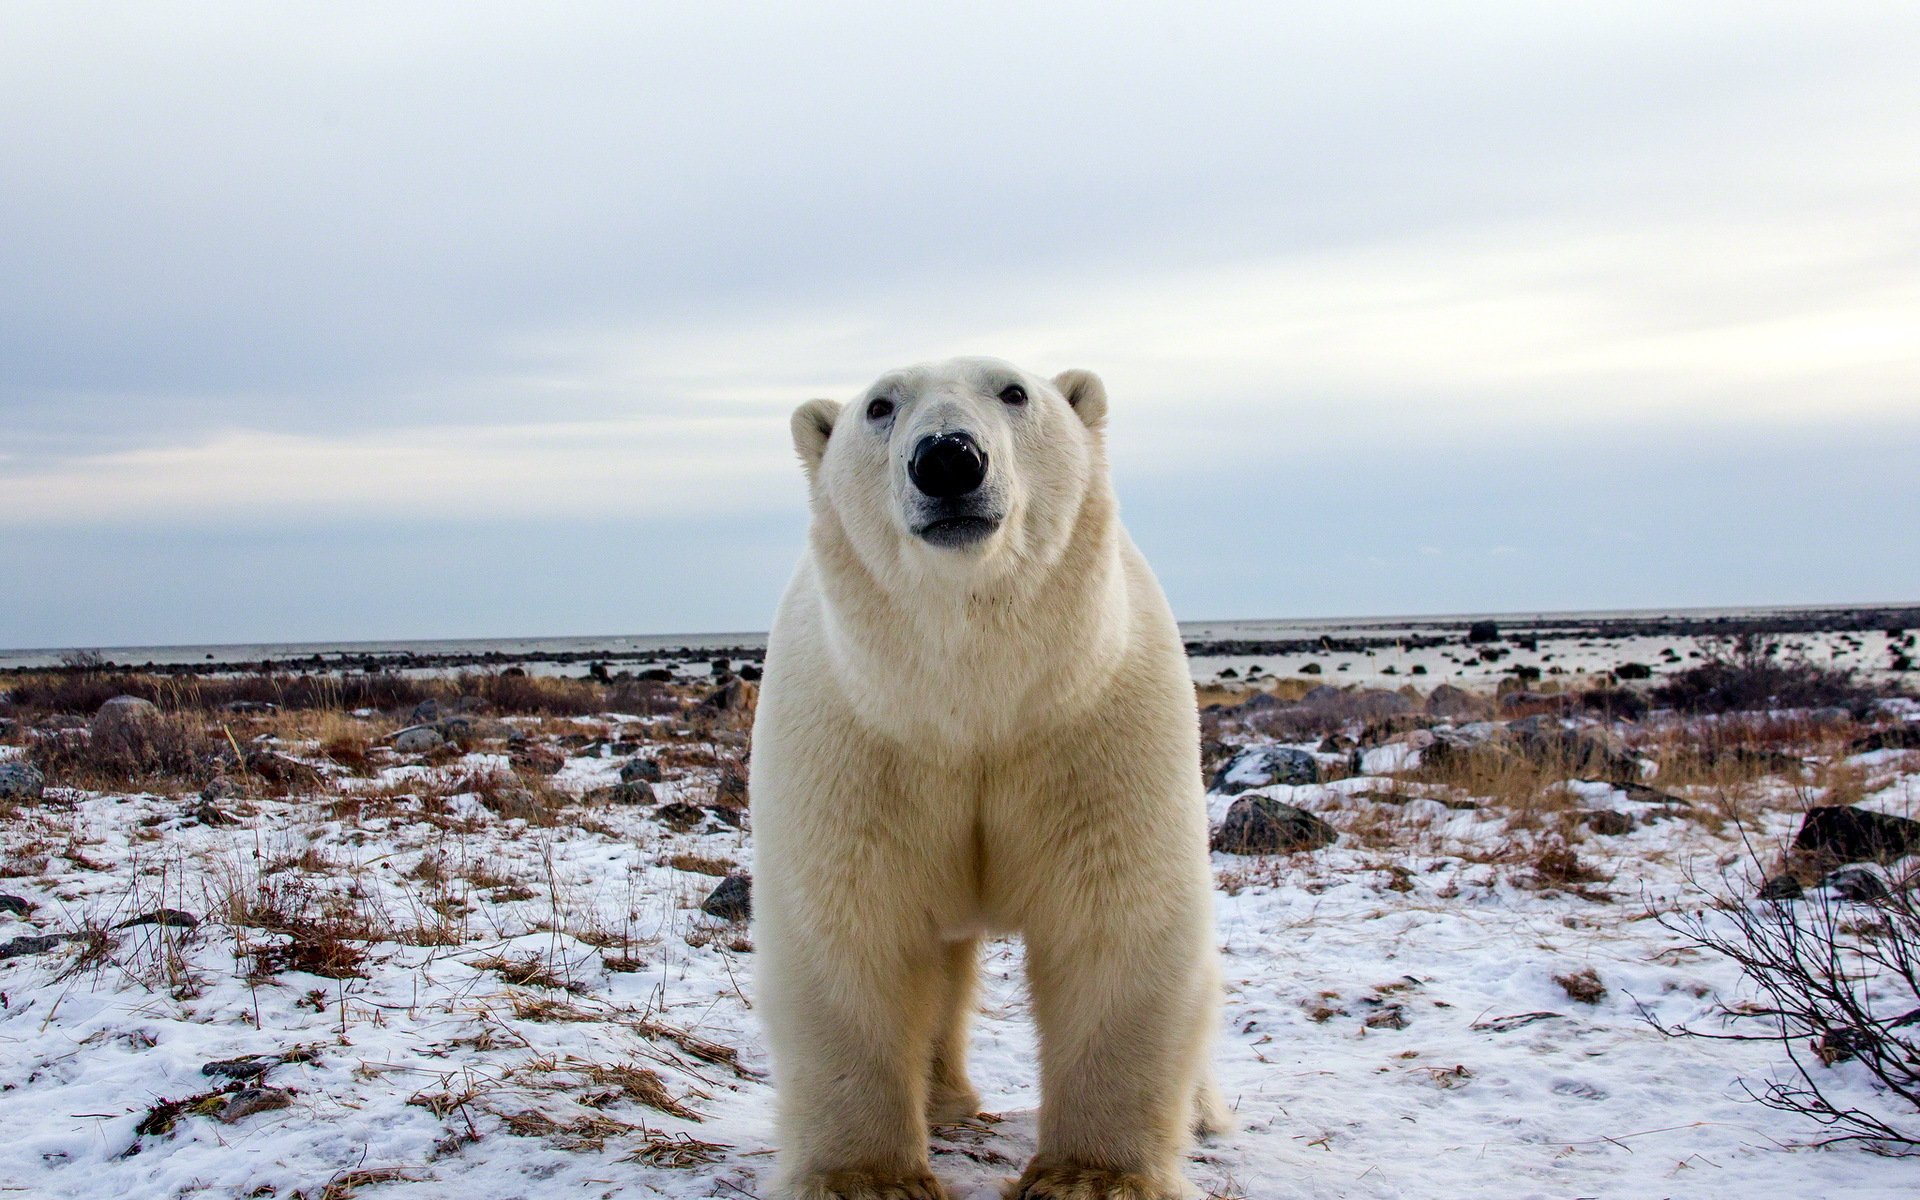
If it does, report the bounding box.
[1350,689,1415,719]
[1792,806,1920,866]
[409,699,442,723]
[1424,684,1483,719]
[1212,796,1337,854]
[701,873,752,921]
[0,761,45,801]
[392,725,444,753]
[90,695,159,749]
[1506,725,1641,782]
[1209,746,1322,793]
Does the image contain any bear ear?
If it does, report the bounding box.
[791,399,842,480]
[1052,369,1107,430]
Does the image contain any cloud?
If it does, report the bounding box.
[1,2,1917,643]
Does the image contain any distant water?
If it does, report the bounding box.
[0,603,1889,673]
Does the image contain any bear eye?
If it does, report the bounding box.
[998,384,1027,406]
[866,398,894,421]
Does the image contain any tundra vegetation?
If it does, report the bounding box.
[0,637,1916,1196]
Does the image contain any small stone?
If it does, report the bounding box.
[201,1054,286,1080]
[619,758,663,784]
[1583,810,1635,836]
[0,894,30,917]
[701,873,752,921]
[655,801,707,831]
[1758,874,1804,901]
[609,781,657,804]
[116,908,200,931]
[216,1086,292,1123]
[392,725,444,753]
[0,934,65,960]
[1818,864,1890,902]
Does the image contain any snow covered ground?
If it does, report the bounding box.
[3,717,1918,1198]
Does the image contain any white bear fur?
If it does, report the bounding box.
[751,357,1225,1200]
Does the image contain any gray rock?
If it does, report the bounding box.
[392,725,444,753]
[1424,684,1483,718]
[1236,692,1282,714]
[619,758,663,784]
[1818,864,1890,902]
[0,894,29,917]
[90,695,159,748]
[0,934,65,960]
[202,1054,288,1080]
[1210,746,1322,793]
[115,908,199,931]
[409,699,442,724]
[1350,689,1415,719]
[0,761,45,801]
[1507,725,1641,782]
[1211,796,1338,854]
[701,873,752,921]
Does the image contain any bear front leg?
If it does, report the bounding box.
[762,929,950,1200]
[1012,918,1211,1200]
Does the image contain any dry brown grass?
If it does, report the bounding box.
[1554,967,1607,1004]
[469,951,581,992]
[664,853,735,877]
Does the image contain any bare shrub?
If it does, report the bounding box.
[1653,634,1887,715]
[1653,877,1920,1150]
[26,712,222,790]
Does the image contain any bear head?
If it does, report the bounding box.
[790,357,1109,586]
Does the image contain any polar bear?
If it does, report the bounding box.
[750,357,1225,1200]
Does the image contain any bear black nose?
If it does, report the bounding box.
[908,432,988,499]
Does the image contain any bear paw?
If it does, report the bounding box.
[927,1084,983,1125]
[1005,1164,1185,1200]
[786,1169,949,1200]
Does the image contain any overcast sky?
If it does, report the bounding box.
[3,2,1917,649]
